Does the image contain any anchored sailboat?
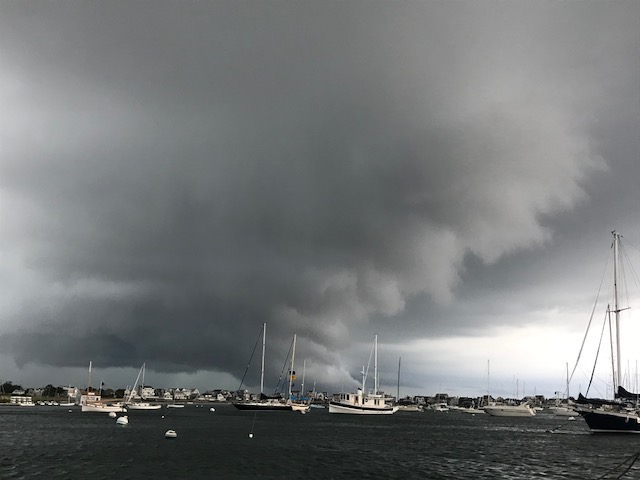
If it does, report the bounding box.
[125,363,162,410]
[286,334,310,413]
[574,231,640,433]
[482,360,535,417]
[233,323,291,411]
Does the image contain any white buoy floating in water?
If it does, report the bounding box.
[116,416,129,426]
[210,407,215,412]
[165,430,177,438]
[248,433,253,439]
[109,412,117,418]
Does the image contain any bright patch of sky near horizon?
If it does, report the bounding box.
[0,0,638,399]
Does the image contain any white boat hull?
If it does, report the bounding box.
[329,401,398,415]
[457,408,486,415]
[127,403,162,410]
[483,405,536,417]
[82,403,127,413]
[549,406,577,416]
[396,405,422,412]
[289,402,310,413]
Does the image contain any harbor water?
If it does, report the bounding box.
[1,403,639,479]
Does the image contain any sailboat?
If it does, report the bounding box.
[58,385,76,407]
[286,334,310,413]
[125,363,162,410]
[81,361,127,413]
[482,360,535,417]
[575,231,640,433]
[395,356,422,412]
[549,363,576,416]
[329,335,398,415]
[233,323,291,411]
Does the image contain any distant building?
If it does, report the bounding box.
[10,396,34,405]
[141,387,156,399]
[80,390,102,404]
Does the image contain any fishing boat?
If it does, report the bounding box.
[574,231,640,433]
[329,335,398,415]
[232,323,291,411]
[80,362,127,413]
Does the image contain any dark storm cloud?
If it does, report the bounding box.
[1,1,637,391]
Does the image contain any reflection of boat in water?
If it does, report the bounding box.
[329,335,398,415]
[574,231,640,433]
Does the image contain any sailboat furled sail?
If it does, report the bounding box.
[574,231,640,433]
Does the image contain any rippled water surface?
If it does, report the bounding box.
[1,404,639,479]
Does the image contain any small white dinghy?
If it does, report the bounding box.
[116,416,129,425]
[165,429,177,438]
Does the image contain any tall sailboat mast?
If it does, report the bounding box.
[397,356,401,401]
[612,230,622,391]
[374,334,378,395]
[260,323,266,396]
[288,333,297,399]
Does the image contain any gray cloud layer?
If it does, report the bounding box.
[1,1,638,393]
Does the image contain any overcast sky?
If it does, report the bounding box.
[1,0,639,399]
